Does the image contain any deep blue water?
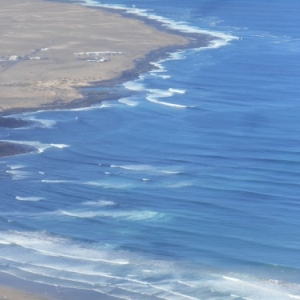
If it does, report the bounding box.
[1,0,300,299]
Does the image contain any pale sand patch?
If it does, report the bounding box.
[0,285,51,300]
[0,0,189,112]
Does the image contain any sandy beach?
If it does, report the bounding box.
[0,0,194,114]
[0,0,212,158]
[0,285,51,300]
[0,0,204,158]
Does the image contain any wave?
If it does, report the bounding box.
[7,164,25,170]
[80,0,238,48]
[1,140,69,153]
[0,231,129,265]
[211,274,300,300]
[0,240,11,245]
[168,88,186,94]
[6,170,31,180]
[50,143,69,149]
[146,96,188,109]
[123,80,145,92]
[56,209,165,222]
[146,88,191,108]
[84,181,132,189]
[156,74,171,79]
[24,116,56,128]
[168,51,186,61]
[149,61,167,73]
[111,164,153,171]
[99,101,116,109]
[118,98,139,107]
[69,102,117,111]
[41,179,73,184]
[81,200,116,207]
[110,164,181,175]
[1,230,299,300]
[16,196,44,202]
[166,182,193,188]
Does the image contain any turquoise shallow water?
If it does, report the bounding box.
[1,0,300,299]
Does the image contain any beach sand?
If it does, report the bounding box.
[0,0,192,113]
[0,285,51,300]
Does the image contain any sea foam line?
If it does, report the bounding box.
[0,140,69,153]
[81,0,238,48]
[16,196,44,202]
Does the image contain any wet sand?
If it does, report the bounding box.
[0,285,51,300]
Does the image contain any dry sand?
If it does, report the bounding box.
[0,0,189,113]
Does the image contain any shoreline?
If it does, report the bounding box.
[0,0,215,158]
[0,285,52,300]
[0,27,213,117]
[0,0,214,116]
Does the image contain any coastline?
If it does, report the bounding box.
[0,3,213,116]
[0,0,214,158]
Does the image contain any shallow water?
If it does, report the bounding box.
[1,0,300,299]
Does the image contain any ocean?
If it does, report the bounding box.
[1,0,300,299]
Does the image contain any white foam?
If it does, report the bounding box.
[0,140,69,153]
[0,240,11,245]
[82,200,116,207]
[123,81,145,92]
[223,276,242,282]
[118,98,139,106]
[146,88,189,108]
[42,179,72,184]
[84,181,131,189]
[68,103,115,111]
[168,51,186,60]
[168,88,186,94]
[7,164,25,170]
[26,117,56,128]
[111,164,153,171]
[56,209,164,222]
[6,170,31,180]
[148,88,173,98]
[16,196,44,202]
[100,101,115,109]
[149,61,167,73]
[177,281,195,288]
[161,171,181,175]
[110,164,181,175]
[147,96,187,109]
[208,273,300,300]
[0,231,129,266]
[50,143,69,149]
[1,230,299,300]
[158,75,171,79]
[166,182,192,188]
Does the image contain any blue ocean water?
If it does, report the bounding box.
[1,0,300,299]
